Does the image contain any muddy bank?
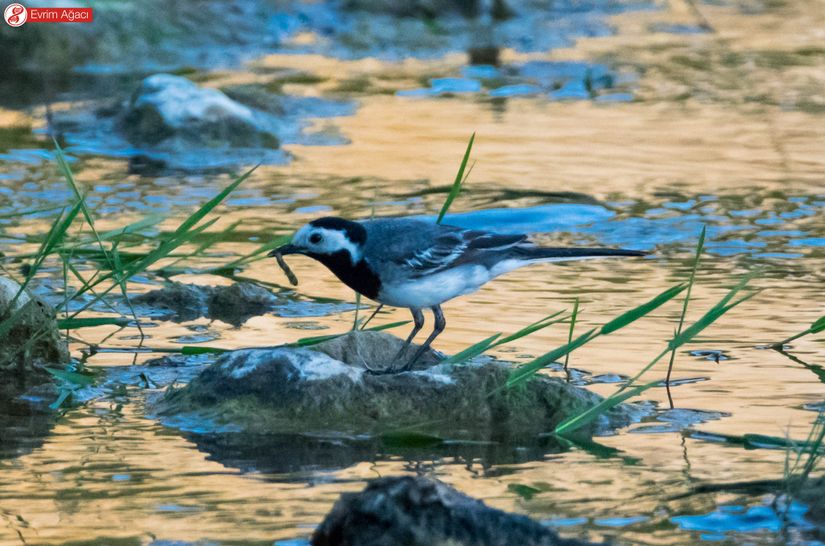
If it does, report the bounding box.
[154,330,643,440]
[0,0,279,76]
[313,475,592,546]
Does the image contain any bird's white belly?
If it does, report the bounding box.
[377,265,492,308]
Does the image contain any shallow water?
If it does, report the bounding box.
[1,0,825,544]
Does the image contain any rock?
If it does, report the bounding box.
[345,0,482,18]
[0,276,69,397]
[312,476,592,546]
[221,84,287,116]
[154,330,640,439]
[121,74,280,149]
[134,281,279,326]
[797,476,825,524]
[181,430,570,475]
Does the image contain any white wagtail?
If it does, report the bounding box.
[270,216,646,373]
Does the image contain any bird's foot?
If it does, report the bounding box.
[363,355,416,375]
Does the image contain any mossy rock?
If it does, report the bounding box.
[154,330,642,440]
[0,277,69,399]
[133,281,280,326]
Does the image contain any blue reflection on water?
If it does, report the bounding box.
[671,501,813,536]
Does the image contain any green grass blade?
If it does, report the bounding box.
[11,201,83,309]
[668,281,756,350]
[811,315,825,334]
[440,333,502,366]
[665,226,706,400]
[506,329,597,388]
[56,317,131,329]
[181,346,229,355]
[554,379,661,435]
[436,132,475,224]
[44,366,95,386]
[564,298,579,370]
[170,165,258,241]
[600,284,686,336]
[494,310,566,347]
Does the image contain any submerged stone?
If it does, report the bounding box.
[312,476,592,546]
[0,276,69,399]
[121,74,280,149]
[134,281,279,326]
[798,476,825,524]
[154,330,639,439]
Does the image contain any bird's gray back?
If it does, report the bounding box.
[359,217,529,282]
[361,218,458,260]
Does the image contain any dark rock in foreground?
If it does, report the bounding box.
[0,276,68,399]
[312,476,591,546]
[154,330,641,439]
[134,281,279,326]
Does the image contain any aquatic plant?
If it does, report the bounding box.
[772,314,825,349]
[665,226,705,407]
[0,142,262,403]
[436,132,475,224]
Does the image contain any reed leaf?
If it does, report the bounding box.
[436,132,475,224]
[554,379,663,435]
[506,329,597,388]
[57,317,131,329]
[440,333,501,366]
[495,310,566,346]
[44,366,95,386]
[600,284,686,336]
[667,284,756,350]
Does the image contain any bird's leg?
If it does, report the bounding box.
[359,304,384,330]
[373,307,424,373]
[398,305,445,372]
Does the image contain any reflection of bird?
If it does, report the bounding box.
[272,216,645,374]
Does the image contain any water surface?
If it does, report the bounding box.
[1,0,824,544]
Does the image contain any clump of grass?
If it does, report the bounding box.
[553,270,757,435]
[0,144,263,404]
[505,283,688,388]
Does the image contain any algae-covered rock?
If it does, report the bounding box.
[134,281,279,326]
[312,476,592,546]
[155,330,639,439]
[121,74,280,149]
[798,476,825,524]
[0,276,69,397]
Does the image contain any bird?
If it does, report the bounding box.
[270,216,646,374]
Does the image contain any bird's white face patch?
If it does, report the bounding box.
[293,225,362,264]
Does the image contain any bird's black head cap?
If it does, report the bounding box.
[309,217,367,245]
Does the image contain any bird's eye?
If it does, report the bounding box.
[309,233,323,244]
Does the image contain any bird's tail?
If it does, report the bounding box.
[514,246,647,262]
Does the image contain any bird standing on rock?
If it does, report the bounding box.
[271,216,645,374]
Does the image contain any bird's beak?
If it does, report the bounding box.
[268,244,302,257]
[268,244,301,257]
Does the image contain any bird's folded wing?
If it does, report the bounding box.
[399,230,527,277]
